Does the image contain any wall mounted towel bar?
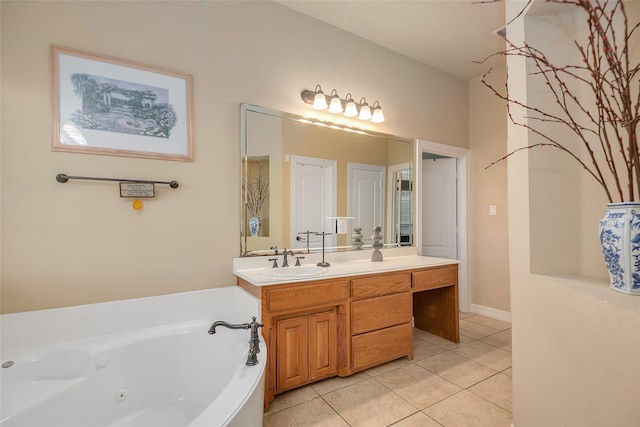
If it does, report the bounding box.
[56,173,179,188]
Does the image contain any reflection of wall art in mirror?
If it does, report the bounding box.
[240,104,414,257]
[243,157,269,238]
[51,45,193,161]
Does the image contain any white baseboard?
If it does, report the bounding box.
[469,303,512,323]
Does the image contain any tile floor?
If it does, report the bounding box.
[263,313,512,427]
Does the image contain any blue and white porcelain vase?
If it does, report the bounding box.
[599,203,640,295]
[249,217,261,237]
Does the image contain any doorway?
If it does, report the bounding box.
[416,140,469,312]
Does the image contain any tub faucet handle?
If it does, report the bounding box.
[246,317,264,366]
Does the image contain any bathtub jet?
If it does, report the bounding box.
[208,316,264,366]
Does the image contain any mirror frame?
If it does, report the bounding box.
[240,103,415,257]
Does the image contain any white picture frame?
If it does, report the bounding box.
[51,45,193,161]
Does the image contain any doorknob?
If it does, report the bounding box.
[296,236,306,242]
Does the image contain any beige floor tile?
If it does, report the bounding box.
[424,390,513,427]
[412,337,447,361]
[459,319,500,339]
[480,329,512,352]
[416,351,497,388]
[451,341,512,371]
[502,367,513,377]
[374,363,462,410]
[391,411,443,427]
[465,315,511,331]
[324,378,417,427]
[413,328,471,350]
[362,357,413,377]
[263,396,349,427]
[311,371,370,395]
[264,385,319,415]
[469,373,513,412]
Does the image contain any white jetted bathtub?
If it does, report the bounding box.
[0,287,265,427]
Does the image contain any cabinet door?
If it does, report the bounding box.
[276,316,309,392]
[308,310,337,381]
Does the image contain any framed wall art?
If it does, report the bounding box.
[51,46,193,161]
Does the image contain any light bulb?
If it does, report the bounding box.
[312,85,328,110]
[371,101,385,123]
[344,93,358,117]
[328,89,343,113]
[358,97,372,120]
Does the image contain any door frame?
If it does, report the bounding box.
[415,139,469,312]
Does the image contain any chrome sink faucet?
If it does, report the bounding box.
[208,317,264,366]
[282,248,294,267]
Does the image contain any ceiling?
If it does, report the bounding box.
[276,0,507,81]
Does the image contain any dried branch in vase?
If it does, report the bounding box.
[479,0,640,203]
[243,159,269,218]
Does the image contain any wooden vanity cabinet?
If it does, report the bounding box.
[276,309,337,392]
[239,277,350,408]
[236,262,459,411]
[412,264,460,343]
[350,272,413,372]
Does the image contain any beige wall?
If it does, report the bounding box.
[507,2,640,425]
[468,66,510,313]
[1,1,469,313]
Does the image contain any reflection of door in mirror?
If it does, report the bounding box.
[388,164,413,247]
[348,163,385,247]
[290,155,337,251]
[422,157,457,259]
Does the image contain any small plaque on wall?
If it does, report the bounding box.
[119,182,155,198]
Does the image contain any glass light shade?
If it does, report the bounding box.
[344,99,358,117]
[371,107,385,123]
[313,91,328,110]
[358,104,372,120]
[328,95,343,113]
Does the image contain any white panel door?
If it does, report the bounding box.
[348,163,385,246]
[290,155,336,250]
[422,158,457,259]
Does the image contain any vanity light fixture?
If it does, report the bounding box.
[312,85,328,110]
[300,86,385,123]
[371,101,385,123]
[358,97,372,121]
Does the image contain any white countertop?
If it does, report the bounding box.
[234,251,458,286]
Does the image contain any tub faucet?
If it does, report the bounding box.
[208,317,264,366]
[282,248,294,267]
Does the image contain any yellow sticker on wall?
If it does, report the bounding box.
[132,199,143,210]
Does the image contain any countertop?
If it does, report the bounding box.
[234,253,458,286]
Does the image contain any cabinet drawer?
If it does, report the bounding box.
[351,293,411,334]
[351,272,411,298]
[267,280,349,312]
[352,323,412,371]
[412,265,457,292]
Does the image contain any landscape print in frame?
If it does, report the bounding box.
[51,46,193,161]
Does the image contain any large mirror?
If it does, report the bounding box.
[241,104,414,256]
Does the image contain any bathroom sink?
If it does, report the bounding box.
[259,265,327,278]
